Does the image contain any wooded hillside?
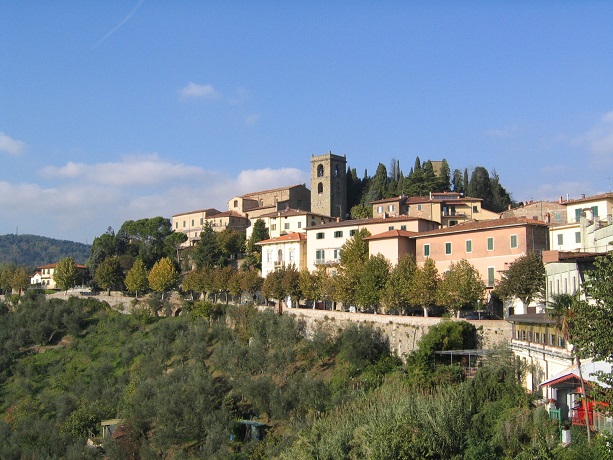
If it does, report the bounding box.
[0,234,91,268]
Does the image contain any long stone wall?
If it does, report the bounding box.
[284,308,512,357]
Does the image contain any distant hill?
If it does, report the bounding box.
[0,234,91,269]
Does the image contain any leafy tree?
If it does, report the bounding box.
[567,253,613,413]
[467,166,493,205]
[350,203,372,219]
[336,228,370,306]
[124,258,149,298]
[489,169,512,212]
[148,257,179,300]
[246,219,269,254]
[495,252,545,309]
[119,216,173,267]
[408,258,439,316]
[356,254,391,312]
[164,231,188,265]
[216,229,245,266]
[382,254,417,314]
[261,268,286,307]
[10,267,30,295]
[53,257,79,292]
[299,268,318,305]
[191,222,221,269]
[437,158,451,192]
[452,168,464,194]
[363,163,388,204]
[437,259,486,317]
[239,269,263,301]
[94,255,124,295]
[282,264,301,307]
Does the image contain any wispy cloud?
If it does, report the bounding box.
[583,111,613,162]
[0,132,26,155]
[1,155,309,241]
[486,125,517,138]
[90,0,145,51]
[178,82,221,100]
[245,114,260,126]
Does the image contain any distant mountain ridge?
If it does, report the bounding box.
[0,234,91,268]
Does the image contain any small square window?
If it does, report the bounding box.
[334,231,343,238]
[271,224,277,231]
[473,206,478,213]
[316,232,324,239]
[388,226,394,231]
[349,230,356,236]
[284,223,290,230]
[400,225,406,230]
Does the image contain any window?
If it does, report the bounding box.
[449,220,458,226]
[521,330,526,341]
[557,234,563,246]
[334,165,339,177]
[233,200,238,207]
[550,334,556,346]
[487,267,495,287]
[424,244,430,257]
[298,222,302,229]
[592,205,599,217]
[377,206,383,213]
[465,240,472,253]
[183,221,186,228]
[200,218,203,225]
[388,204,394,212]
[575,232,581,243]
[271,224,277,231]
[487,237,494,251]
[191,219,194,226]
[334,231,343,238]
[558,336,565,348]
[315,249,325,263]
[317,164,324,177]
[534,332,540,343]
[575,208,582,222]
[510,234,518,248]
[333,249,340,260]
[417,204,422,211]
[445,242,452,255]
[473,206,478,213]
[400,225,406,230]
[316,232,324,239]
[289,250,295,262]
[284,223,290,230]
[318,183,323,194]
[266,251,272,263]
[349,230,356,236]
[175,222,178,229]
[389,226,394,231]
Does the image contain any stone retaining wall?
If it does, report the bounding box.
[284,308,511,357]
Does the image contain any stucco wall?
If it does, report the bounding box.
[284,308,511,358]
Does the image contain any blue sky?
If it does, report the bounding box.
[2,1,613,243]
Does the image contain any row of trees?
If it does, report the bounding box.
[259,229,487,316]
[347,156,514,218]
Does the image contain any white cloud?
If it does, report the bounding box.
[245,113,260,126]
[178,82,221,100]
[0,159,310,242]
[486,125,517,138]
[0,132,26,155]
[576,111,613,167]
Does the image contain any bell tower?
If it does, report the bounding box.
[310,151,347,218]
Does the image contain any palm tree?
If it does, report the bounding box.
[548,293,591,442]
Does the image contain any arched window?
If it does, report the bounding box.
[233,200,238,207]
[317,164,324,177]
[318,182,323,194]
[278,249,283,262]
[260,200,264,206]
[334,165,339,177]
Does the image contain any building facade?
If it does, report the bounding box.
[310,151,347,219]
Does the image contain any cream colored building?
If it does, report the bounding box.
[305,216,439,273]
[171,208,249,246]
[370,192,499,227]
[30,262,88,290]
[256,208,336,239]
[257,232,308,278]
[228,184,311,216]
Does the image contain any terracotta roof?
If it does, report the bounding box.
[306,215,430,230]
[413,216,548,238]
[208,210,248,219]
[240,183,307,198]
[563,192,613,205]
[507,313,556,325]
[364,229,418,240]
[172,208,220,218]
[257,232,307,245]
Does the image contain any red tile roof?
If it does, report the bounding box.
[257,232,307,245]
[37,262,87,269]
[364,229,418,240]
[412,216,548,238]
[171,208,221,218]
[563,192,613,205]
[240,183,307,198]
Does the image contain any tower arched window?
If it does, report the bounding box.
[334,165,339,177]
[277,249,283,262]
[317,164,324,177]
[318,182,323,194]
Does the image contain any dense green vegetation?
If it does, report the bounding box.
[0,234,91,267]
[0,294,609,459]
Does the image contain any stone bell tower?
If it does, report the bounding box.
[310,151,347,219]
